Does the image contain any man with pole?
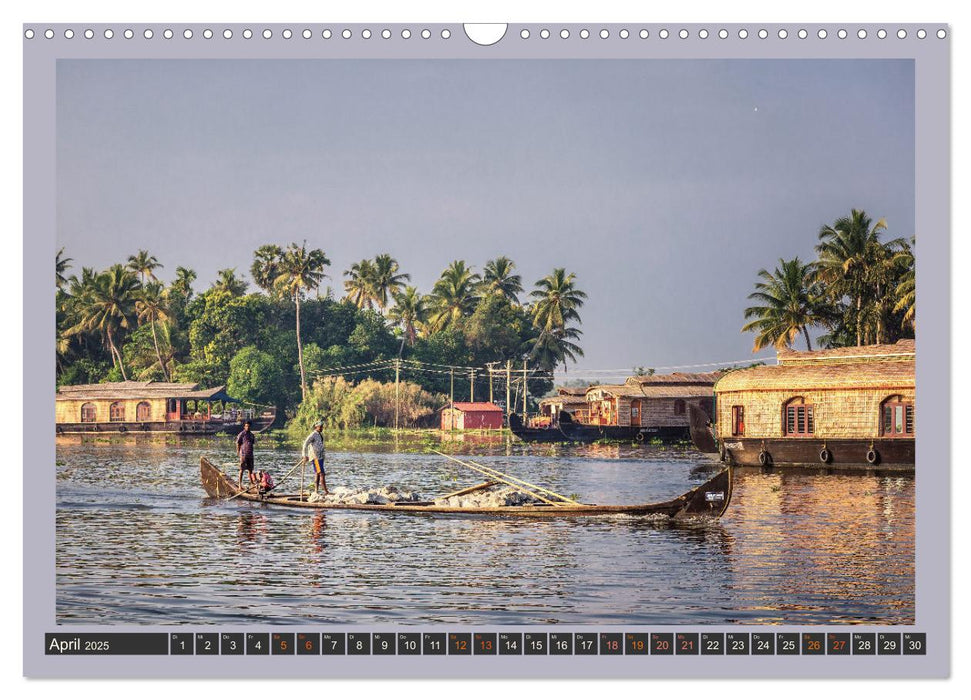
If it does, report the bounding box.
[301,419,328,495]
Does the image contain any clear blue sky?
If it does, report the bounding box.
[57,58,914,376]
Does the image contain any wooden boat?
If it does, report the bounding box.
[200,457,733,519]
[508,412,579,443]
[509,412,689,445]
[213,409,277,435]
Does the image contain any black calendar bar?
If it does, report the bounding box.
[44,631,927,656]
[45,633,168,655]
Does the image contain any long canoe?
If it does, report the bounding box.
[200,457,733,518]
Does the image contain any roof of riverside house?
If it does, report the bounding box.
[445,402,504,412]
[776,339,915,366]
[556,386,591,396]
[586,383,717,399]
[715,357,915,393]
[539,394,589,406]
[624,371,723,386]
[56,381,236,402]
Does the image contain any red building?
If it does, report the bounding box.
[441,402,504,430]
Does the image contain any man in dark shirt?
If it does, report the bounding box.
[236,420,256,488]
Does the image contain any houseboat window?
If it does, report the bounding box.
[784,400,814,437]
[80,403,96,423]
[136,401,151,422]
[674,399,686,415]
[631,405,640,418]
[882,399,914,436]
[109,402,125,422]
[731,406,744,436]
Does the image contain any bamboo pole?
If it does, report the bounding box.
[430,450,579,506]
[466,459,582,505]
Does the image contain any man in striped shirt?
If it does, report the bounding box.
[302,419,328,494]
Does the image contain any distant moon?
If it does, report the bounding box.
[754,106,759,112]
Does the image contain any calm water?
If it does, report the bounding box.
[54,434,914,625]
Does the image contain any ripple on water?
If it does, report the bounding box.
[55,439,914,625]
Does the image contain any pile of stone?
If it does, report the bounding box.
[307,485,422,505]
[433,487,544,509]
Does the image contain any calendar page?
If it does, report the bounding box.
[23,20,950,679]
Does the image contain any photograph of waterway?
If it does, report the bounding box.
[54,433,914,626]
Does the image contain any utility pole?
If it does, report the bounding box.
[470,368,475,402]
[522,359,528,417]
[506,360,512,425]
[486,362,495,404]
[449,367,455,430]
[393,358,400,431]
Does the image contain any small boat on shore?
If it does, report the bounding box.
[200,457,733,519]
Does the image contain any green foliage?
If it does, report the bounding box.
[289,377,442,433]
[464,295,529,362]
[57,249,576,424]
[227,346,287,407]
[179,290,274,386]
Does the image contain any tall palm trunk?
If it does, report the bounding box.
[107,326,128,380]
[802,327,813,352]
[149,316,170,381]
[295,292,306,400]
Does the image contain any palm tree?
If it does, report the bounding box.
[482,256,523,304]
[251,244,285,295]
[815,210,905,346]
[135,281,173,381]
[389,286,428,347]
[127,250,162,284]
[893,237,915,330]
[67,265,140,380]
[427,261,481,332]
[274,242,330,400]
[371,254,411,311]
[343,259,378,309]
[212,268,248,296]
[530,268,587,332]
[171,266,197,300]
[530,326,585,372]
[56,248,72,290]
[742,257,824,351]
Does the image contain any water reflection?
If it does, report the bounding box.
[55,439,914,625]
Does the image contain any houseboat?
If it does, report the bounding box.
[511,372,719,443]
[55,381,275,435]
[696,340,914,470]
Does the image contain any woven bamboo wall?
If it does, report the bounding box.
[716,388,915,439]
[56,397,166,423]
[642,398,698,428]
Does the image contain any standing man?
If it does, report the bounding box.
[302,419,328,495]
[236,420,257,489]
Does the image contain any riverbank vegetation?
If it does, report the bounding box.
[56,246,585,427]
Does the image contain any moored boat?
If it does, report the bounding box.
[200,457,733,519]
[692,340,915,471]
[55,381,275,435]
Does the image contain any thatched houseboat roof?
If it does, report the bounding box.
[56,381,236,402]
[716,357,915,393]
[777,339,915,366]
[624,371,722,386]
